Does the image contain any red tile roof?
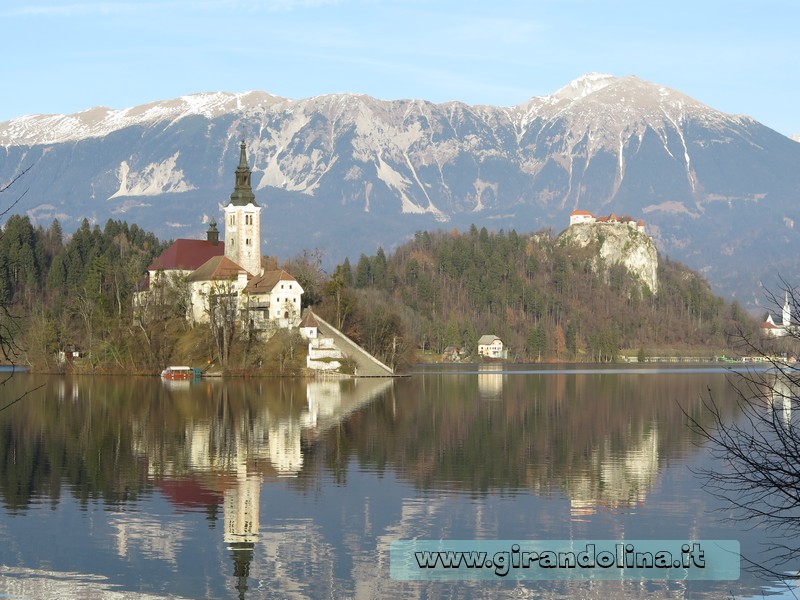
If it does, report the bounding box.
[570,209,593,216]
[148,239,225,271]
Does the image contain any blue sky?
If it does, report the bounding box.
[2,0,798,136]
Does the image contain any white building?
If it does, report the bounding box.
[569,209,596,225]
[243,269,304,330]
[762,292,793,338]
[477,335,506,359]
[135,141,303,334]
[299,310,320,340]
[569,209,646,233]
[185,256,249,324]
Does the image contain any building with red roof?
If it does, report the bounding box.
[148,236,224,273]
[135,142,303,332]
[568,210,645,233]
[569,209,595,225]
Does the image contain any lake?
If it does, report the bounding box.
[0,365,796,599]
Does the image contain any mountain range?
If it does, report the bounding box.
[1,73,799,310]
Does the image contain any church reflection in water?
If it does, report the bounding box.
[1,367,764,599]
[124,377,393,597]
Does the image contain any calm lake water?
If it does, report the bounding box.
[0,365,797,599]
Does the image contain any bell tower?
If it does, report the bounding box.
[783,291,791,329]
[223,140,262,276]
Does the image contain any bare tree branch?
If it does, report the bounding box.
[0,165,31,221]
[683,281,800,578]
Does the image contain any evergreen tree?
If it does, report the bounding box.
[372,247,387,288]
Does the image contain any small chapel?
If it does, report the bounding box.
[761,292,794,338]
[135,141,303,333]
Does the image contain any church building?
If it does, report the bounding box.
[135,141,303,332]
[761,292,794,338]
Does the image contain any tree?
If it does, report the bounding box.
[281,249,326,308]
[204,278,239,368]
[324,265,357,330]
[686,281,800,577]
[0,167,42,412]
[132,271,191,372]
[553,324,566,359]
[0,169,31,368]
[526,324,547,361]
[372,247,387,288]
[354,254,371,288]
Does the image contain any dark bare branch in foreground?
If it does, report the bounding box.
[684,281,800,579]
[1,166,32,385]
[0,165,31,221]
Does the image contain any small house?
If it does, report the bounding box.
[477,335,506,359]
[299,310,320,340]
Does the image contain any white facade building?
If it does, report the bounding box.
[136,141,303,335]
[243,270,304,330]
[569,210,596,225]
[762,292,794,338]
[477,335,506,359]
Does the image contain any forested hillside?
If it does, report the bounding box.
[0,215,764,372]
[0,215,169,370]
[314,225,760,363]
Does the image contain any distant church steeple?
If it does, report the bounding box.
[783,291,791,328]
[223,140,262,276]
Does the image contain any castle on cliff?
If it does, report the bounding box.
[569,209,646,233]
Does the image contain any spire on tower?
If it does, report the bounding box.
[229,140,257,207]
[784,290,792,328]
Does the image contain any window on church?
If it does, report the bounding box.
[246,238,251,246]
[230,215,235,226]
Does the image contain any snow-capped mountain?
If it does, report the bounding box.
[2,73,799,307]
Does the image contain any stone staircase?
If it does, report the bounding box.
[308,311,395,377]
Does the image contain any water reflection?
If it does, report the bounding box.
[567,428,659,519]
[477,364,505,400]
[0,369,785,599]
[769,371,797,425]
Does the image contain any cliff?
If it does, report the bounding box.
[559,222,659,294]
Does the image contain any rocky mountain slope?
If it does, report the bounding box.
[1,73,799,308]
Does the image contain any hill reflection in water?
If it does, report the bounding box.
[0,367,787,599]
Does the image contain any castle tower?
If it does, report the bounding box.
[224,141,262,276]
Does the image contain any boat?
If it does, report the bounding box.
[160,366,201,380]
